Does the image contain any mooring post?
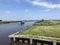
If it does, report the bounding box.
[30,38,32,44]
[13,37,16,42]
[53,40,57,45]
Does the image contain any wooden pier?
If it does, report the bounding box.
[9,34,60,45]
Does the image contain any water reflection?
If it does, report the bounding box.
[9,42,31,45]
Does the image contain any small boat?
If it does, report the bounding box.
[20,21,24,24]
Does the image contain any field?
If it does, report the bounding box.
[16,20,60,38]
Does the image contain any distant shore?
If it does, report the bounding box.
[0,21,20,24]
[0,20,36,24]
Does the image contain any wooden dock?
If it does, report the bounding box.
[9,34,60,45]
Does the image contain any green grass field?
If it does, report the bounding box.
[16,20,60,38]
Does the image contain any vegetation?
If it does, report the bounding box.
[0,20,2,22]
[16,20,60,38]
[35,20,60,26]
[0,21,19,24]
[23,20,36,22]
[0,20,35,24]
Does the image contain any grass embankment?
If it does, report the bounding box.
[16,20,60,38]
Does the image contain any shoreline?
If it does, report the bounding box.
[8,32,60,45]
[9,32,60,42]
[8,20,60,45]
[0,21,19,24]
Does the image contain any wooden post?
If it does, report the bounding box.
[13,37,16,42]
[30,39,32,44]
[53,40,57,45]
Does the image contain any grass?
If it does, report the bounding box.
[16,20,60,38]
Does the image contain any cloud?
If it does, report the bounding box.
[26,0,60,8]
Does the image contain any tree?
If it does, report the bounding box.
[41,19,44,22]
[0,20,2,22]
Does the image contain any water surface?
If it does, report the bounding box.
[0,22,34,45]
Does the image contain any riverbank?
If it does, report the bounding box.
[15,20,60,38]
[9,20,60,45]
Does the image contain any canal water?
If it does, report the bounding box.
[0,22,34,45]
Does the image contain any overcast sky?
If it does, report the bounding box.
[0,0,60,20]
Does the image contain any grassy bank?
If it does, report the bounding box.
[16,20,60,38]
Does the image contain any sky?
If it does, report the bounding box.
[0,0,60,20]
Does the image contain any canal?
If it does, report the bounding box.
[0,22,34,45]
